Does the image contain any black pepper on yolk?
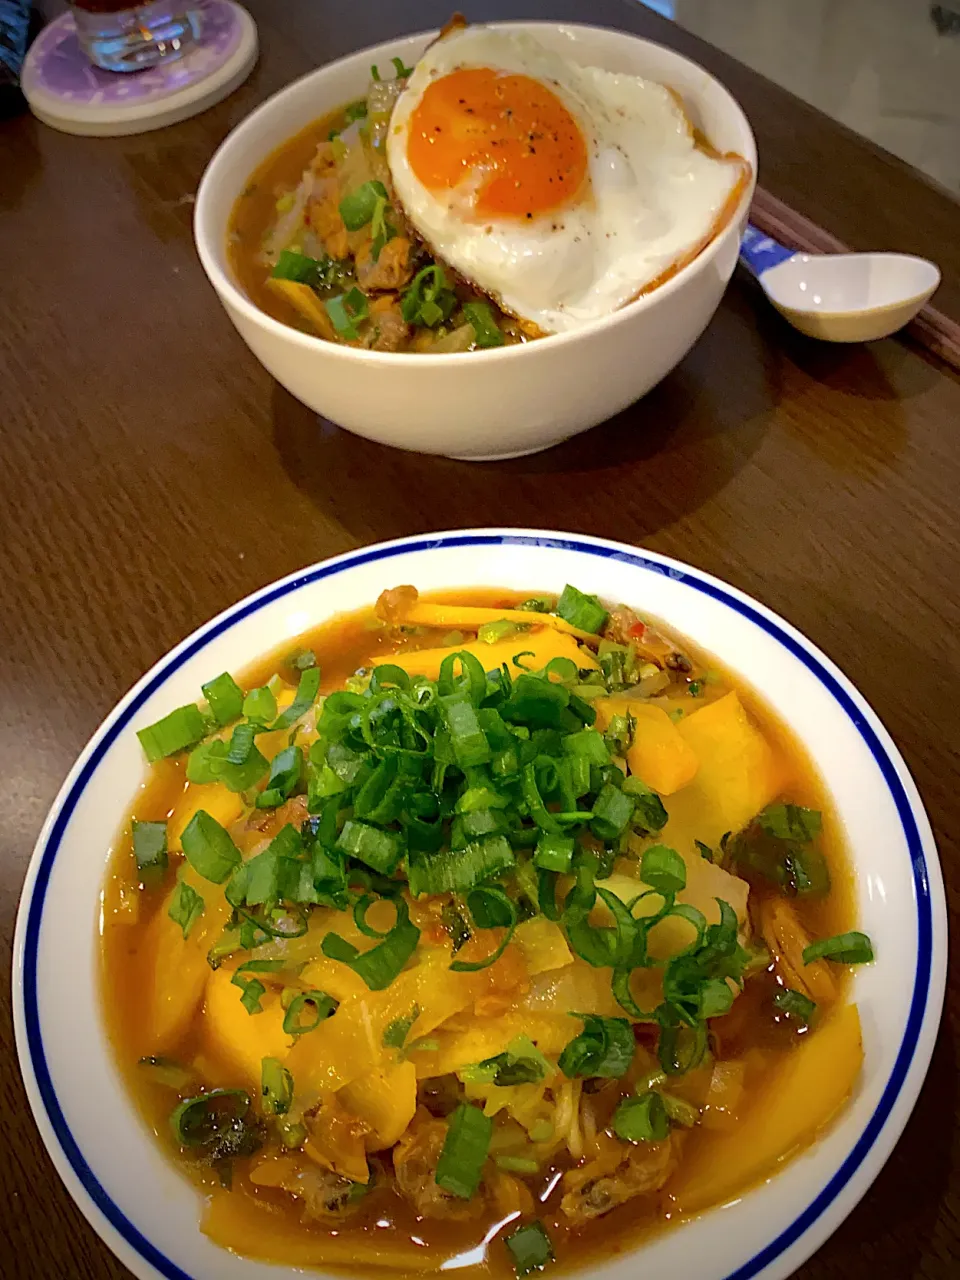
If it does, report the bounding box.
[406,67,589,219]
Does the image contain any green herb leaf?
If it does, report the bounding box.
[383,1004,420,1050]
[325,287,370,339]
[243,686,277,725]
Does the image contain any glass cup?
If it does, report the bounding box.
[68,0,203,73]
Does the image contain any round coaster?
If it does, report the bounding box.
[21,1,257,137]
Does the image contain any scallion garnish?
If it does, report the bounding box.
[450,885,518,972]
[243,685,277,725]
[401,264,457,328]
[435,1102,492,1198]
[168,878,204,939]
[137,703,206,762]
[201,672,244,726]
[556,584,608,635]
[640,844,687,895]
[132,819,168,880]
[613,1091,669,1143]
[255,744,303,810]
[383,1003,420,1050]
[271,666,321,731]
[773,987,818,1022]
[339,180,389,231]
[181,810,242,884]
[282,989,338,1037]
[261,1057,294,1115]
[802,931,874,965]
[325,287,370,340]
[558,1014,635,1079]
[392,56,414,78]
[463,300,505,348]
[505,1221,554,1276]
[170,1089,251,1150]
[322,899,420,990]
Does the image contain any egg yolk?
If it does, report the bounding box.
[405,67,589,219]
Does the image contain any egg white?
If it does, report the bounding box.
[386,25,748,335]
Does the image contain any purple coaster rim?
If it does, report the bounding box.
[25,1,242,108]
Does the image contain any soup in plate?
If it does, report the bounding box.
[101,585,871,1275]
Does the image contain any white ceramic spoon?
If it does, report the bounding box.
[740,224,941,342]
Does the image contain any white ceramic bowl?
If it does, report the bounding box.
[194,26,757,461]
[13,529,946,1280]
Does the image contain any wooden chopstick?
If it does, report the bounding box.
[750,185,960,372]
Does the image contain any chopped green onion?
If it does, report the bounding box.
[495,1155,540,1174]
[558,1014,635,1079]
[339,180,389,231]
[408,834,514,897]
[640,844,686,895]
[137,703,206,762]
[621,775,668,831]
[181,810,242,884]
[688,681,702,697]
[344,99,368,122]
[325,287,370,340]
[401,264,457,328]
[435,1103,493,1199]
[370,63,381,80]
[463,300,505,348]
[170,1089,251,1150]
[322,900,420,990]
[289,649,318,672]
[234,975,266,1015]
[168,878,204,939]
[392,56,414,78]
[774,987,818,1022]
[661,1092,699,1127]
[132,819,168,880]
[478,618,522,643]
[202,672,244,726]
[261,1057,294,1116]
[533,832,575,874]
[271,667,321,731]
[383,1004,420,1050]
[336,819,403,875]
[556,585,607,635]
[562,728,610,768]
[590,783,635,841]
[282,990,338,1037]
[138,1056,195,1091]
[613,1091,669,1142]
[759,803,822,842]
[803,931,874,965]
[255,744,303,809]
[450,885,518,972]
[505,1221,554,1276]
[243,686,277,725]
[440,692,491,767]
[462,1037,550,1087]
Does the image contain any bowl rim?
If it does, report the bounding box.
[193,21,758,367]
[12,529,945,1280]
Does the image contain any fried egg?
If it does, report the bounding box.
[386,23,749,335]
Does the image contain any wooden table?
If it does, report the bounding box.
[3,1,960,1276]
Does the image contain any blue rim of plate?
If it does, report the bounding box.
[19,532,933,1280]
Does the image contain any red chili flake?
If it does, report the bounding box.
[628,622,647,640]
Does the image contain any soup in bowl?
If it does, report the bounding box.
[195,25,757,459]
[14,532,944,1280]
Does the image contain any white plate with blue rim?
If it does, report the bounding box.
[13,528,946,1280]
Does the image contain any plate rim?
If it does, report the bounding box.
[12,528,946,1280]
